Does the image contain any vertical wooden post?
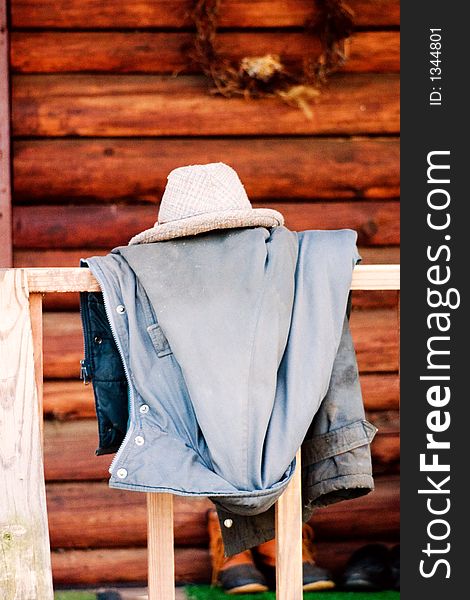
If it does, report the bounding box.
[275,449,303,600]
[29,293,44,443]
[0,270,53,599]
[147,492,175,600]
[0,0,12,267]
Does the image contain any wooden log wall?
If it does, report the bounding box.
[0,0,12,266]
[8,0,400,585]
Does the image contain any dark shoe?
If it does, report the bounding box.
[342,543,392,590]
[218,563,270,595]
[390,544,400,590]
[255,523,335,591]
[207,509,269,594]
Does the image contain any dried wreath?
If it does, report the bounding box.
[189,0,354,116]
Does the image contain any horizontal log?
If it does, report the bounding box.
[44,380,96,419]
[41,307,398,378]
[371,432,400,471]
[359,246,399,265]
[46,482,211,549]
[51,539,399,585]
[46,476,398,549]
[360,374,399,411]
[313,476,399,542]
[346,31,399,73]
[352,290,399,310]
[13,138,400,202]
[12,0,400,29]
[43,419,399,482]
[14,249,104,267]
[305,539,400,578]
[12,74,399,136]
[367,410,399,433]
[51,547,210,585]
[42,373,399,421]
[353,310,399,372]
[44,419,112,480]
[11,31,399,74]
[13,202,399,248]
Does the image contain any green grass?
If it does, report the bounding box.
[186,586,400,600]
[54,593,96,600]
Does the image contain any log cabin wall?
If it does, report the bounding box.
[8,0,400,586]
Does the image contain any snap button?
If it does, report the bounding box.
[116,305,126,314]
[116,468,127,479]
[135,436,145,446]
[223,519,233,528]
[94,336,103,344]
[139,404,149,414]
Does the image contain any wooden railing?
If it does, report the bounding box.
[1,264,400,600]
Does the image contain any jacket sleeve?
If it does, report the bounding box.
[216,295,378,556]
[301,294,377,516]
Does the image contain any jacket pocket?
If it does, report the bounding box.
[147,323,173,357]
[303,419,377,464]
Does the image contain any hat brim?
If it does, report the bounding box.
[128,208,284,245]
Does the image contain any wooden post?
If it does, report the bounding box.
[0,0,12,267]
[29,293,44,443]
[0,270,54,599]
[147,493,175,600]
[275,449,303,600]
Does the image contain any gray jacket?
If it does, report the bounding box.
[81,226,377,554]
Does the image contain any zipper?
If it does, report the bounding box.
[78,277,92,385]
[88,263,136,475]
[80,359,91,384]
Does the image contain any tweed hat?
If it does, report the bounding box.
[128,162,284,245]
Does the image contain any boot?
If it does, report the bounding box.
[207,510,269,594]
[342,543,392,590]
[255,523,336,591]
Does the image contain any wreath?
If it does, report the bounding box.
[189,0,354,116]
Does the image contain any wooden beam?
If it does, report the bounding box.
[50,547,211,586]
[9,265,399,293]
[13,202,400,248]
[11,74,400,137]
[0,0,12,266]
[11,0,400,29]
[49,539,401,585]
[12,138,400,202]
[10,31,400,74]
